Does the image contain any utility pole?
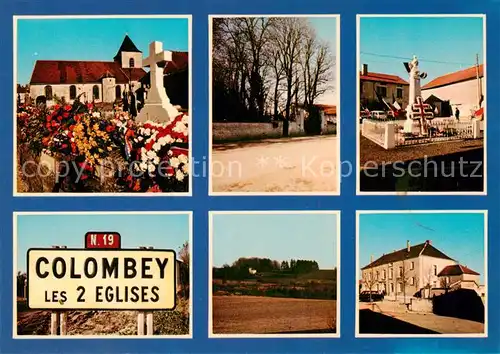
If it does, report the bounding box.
[476,53,481,108]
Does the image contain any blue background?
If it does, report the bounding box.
[2,0,499,353]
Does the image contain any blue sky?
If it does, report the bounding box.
[16,17,189,84]
[307,17,337,104]
[212,213,338,269]
[359,212,486,283]
[360,16,484,83]
[16,213,190,272]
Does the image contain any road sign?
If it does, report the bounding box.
[27,248,176,310]
[85,232,121,249]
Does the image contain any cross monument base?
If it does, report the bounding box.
[136,103,179,124]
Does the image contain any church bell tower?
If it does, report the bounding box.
[114,34,143,70]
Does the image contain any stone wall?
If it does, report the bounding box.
[409,298,433,313]
[212,121,303,142]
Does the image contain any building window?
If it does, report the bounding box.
[115,85,121,101]
[396,86,403,99]
[44,85,53,100]
[410,262,414,270]
[383,269,386,279]
[390,283,394,293]
[399,266,403,277]
[410,277,415,286]
[69,85,77,100]
[433,265,437,276]
[376,85,387,98]
[398,283,403,292]
[376,271,379,280]
[389,268,393,279]
[129,57,135,68]
[93,85,100,100]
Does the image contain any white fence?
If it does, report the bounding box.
[362,119,482,150]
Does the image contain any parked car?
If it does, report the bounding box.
[359,290,384,302]
[360,109,370,124]
[371,111,387,120]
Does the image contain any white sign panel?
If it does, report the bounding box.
[27,249,176,310]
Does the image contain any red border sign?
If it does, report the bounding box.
[85,232,121,249]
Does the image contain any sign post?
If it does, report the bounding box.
[27,242,177,337]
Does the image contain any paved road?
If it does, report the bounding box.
[212,136,339,193]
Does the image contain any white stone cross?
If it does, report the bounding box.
[136,41,179,123]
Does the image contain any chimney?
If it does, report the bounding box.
[407,240,410,252]
[426,240,432,245]
[362,64,368,76]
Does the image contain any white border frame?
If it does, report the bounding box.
[355,209,488,338]
[208,210,341,338]
[356,14,487,196]
[13,15,193,197]
[208,15,341,196]
[12,211,194,339]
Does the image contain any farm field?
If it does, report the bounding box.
[212,295,337,334]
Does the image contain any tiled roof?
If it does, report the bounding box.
[361,241,454,270]
[422,64,484,90]
[113,35,142,61]
[315,104,336,115]
[360,71,409,85]
[164,51,189,75]
[30,60,146,85]
[438,264,480,276]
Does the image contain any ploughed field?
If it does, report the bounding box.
[212,295,336,334]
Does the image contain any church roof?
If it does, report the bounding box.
[139,51,189,84]
[361,241,454,270]
[113,35,142,61]
[30,60,146,85]
[422,64,484,90]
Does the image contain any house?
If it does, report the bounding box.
[360,240,457,298]
[422,64,484,118]
[17,84,29,104]
[359,64,409,111]
[437,264,482,295]
[27,35,189,109]
[315,104,337,123]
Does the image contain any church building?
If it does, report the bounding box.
[28,35,189,109]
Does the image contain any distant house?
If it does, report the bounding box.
[248,267,257,275]
[315,104,337,123]
[422,64,484,118]
[17,84,29,104]
[359,64,409,110]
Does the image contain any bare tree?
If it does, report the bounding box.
[362,270,378,303]
[440,276,452,293]
[269,17,306,136]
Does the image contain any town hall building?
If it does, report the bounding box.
[28,35,189,109]
[360,240,482,299]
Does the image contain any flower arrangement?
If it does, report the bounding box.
[17,99,190,193]
[115,112,190,193]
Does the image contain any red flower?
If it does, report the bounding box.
[51,121,58,127]
[64,105,72,111]
[147,184,162,193]
[80,174,88,180]
[69,125,75,131]
[62,144,68,149]
[145,140,154,151]
[106,125,115,132]
[63,112,69,118]
[53,104,60,111]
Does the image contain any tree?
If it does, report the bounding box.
[362,269,377,303]
[440,276,452,293]
[178,241,190,298]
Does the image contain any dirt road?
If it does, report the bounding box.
[212,295,337,334]
[212,136,339,193]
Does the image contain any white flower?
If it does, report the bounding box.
[175,169,185,181]
[168,150,173,157]
[139,162,147,171]
[148,164,155,173]
[182,162,190,174]
[134,138,138,143]
[153,156,160,165]
[176,138,183,143]
[92,112,101,118]
[179,154,188,164]
[138,136,144,142]
[147,150,157,159]
[144,128,151,136]
[153,142,161,151]
[182,115,189,124]
[170,157,180,168]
